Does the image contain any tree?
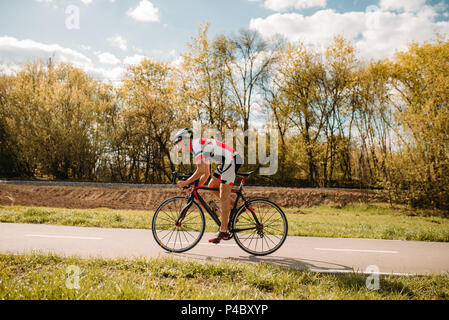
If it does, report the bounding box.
[2,60,112,180]
[270,41,325,185]
[0,75,21,177]
[214,29,280,163]
[182,23,236,134]
[388,38,449,209]
[118,58,188,183]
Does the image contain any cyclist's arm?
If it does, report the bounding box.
[197,161,210,186]
[183,159,209,187]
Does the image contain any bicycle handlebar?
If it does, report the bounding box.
[172,171,197,188]
[171,172,178,184]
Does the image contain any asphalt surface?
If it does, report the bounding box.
[1,223,448,276]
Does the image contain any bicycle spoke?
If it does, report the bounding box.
[264,224,283,234]
[180,230,191,244]
[180,228,197,239]
[157,216,176,225]
[161,208,177,222]
[152,197,205,253]
[233,199,288,256]
[163,227,176,242]
[263,211,282,226]
[159,227,176,244]
[174,230,180,249]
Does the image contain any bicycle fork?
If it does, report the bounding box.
[175,197,194,227]
[230,203,264,236]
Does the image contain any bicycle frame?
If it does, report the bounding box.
[154,172,288,256]
[175,178,261,233]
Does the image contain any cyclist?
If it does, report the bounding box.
[173,128,242,244]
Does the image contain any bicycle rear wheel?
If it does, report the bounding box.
[152,197,205,253]
[232,199,288,256]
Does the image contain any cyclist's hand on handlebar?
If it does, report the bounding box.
[177,180,188,189]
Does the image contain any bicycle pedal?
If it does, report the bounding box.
[223,234,233,240]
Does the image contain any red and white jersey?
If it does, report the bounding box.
[191,138,237,164]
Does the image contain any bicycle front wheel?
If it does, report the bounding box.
[232,199,288,256]
[152,197,205,253]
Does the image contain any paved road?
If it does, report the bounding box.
[1,223,448,276]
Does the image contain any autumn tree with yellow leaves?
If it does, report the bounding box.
[0,28,447,210]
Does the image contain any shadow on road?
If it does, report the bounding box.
[170,252,354,273]
[231,255,353,273]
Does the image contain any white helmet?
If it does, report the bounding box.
[172,128,193,144]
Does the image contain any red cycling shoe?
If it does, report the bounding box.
[208,231,231,244]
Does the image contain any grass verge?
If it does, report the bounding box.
[0,203,448,242]
[0,253,448,300]
[285,203,449,242]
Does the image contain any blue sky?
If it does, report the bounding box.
[0,0,448,80]
[1,0,267,56]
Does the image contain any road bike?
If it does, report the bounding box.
[152,171,288,256]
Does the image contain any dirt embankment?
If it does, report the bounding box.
[0,184,386,210]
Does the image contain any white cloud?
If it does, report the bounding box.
[37,0,94,4]
[167,49,177,58]
[95,52,120,65]
[263,0,326,11]
[379,0,426,12]
[107,35,128,51]
[151,49,164,55]
[170,55,184,68]
[0,36,92,68]
[89,66,124,82]
[127,0,160,22]
[249,4,449,61]
[0,37,183,84]
[123,54,146,65]
[133,46,144,54]
[0,36,126,82]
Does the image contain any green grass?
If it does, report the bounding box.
[0,253,448,300]
[0,206,152,229]
[285,203,449,242]
[0,202,448,242]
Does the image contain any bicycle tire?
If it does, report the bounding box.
[232,199,288,256]
[152,196,205,253]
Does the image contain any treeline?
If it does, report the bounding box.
[0,24,448,210]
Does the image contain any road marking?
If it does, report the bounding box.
[199,242,238,247]
[308,268,412,276]
[25,234,103,240]
[314,248,398,254]
[167,242,238,247]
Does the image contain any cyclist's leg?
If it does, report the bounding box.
[219,183,233,231]
[208,175,221,198]
[208,161,238,243]
[218,161,238,231]
[210,168,235,207]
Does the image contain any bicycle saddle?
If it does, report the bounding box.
[237,171,255,178]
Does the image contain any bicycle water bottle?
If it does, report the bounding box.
[209,200,219,216]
